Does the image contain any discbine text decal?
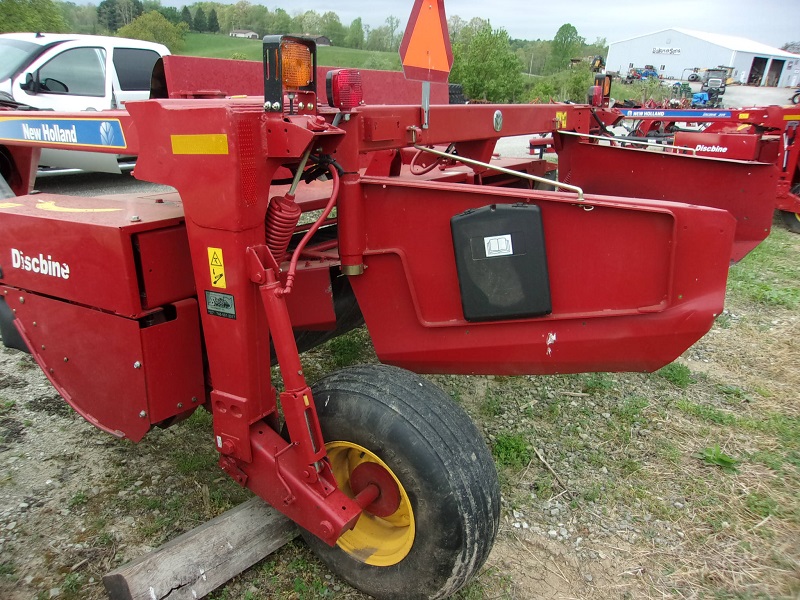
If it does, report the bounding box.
[10,248,70,279]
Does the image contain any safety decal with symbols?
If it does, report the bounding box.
[207,247,226,288]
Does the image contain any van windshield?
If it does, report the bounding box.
[0,39,55,81]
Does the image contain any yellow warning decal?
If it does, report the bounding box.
[208,247,226,288]
[556,111,568,129]
[171,134,229,155]
[784,114,800,121]
[36,200,121,213]
[739,113,749,119]
[0,202,23,209]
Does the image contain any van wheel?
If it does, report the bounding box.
[306,364,500,600]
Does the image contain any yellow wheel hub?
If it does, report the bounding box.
[326,441,415,566]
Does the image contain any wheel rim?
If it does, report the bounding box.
[326,441,415,566]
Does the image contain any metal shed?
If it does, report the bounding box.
[606,28,799,86]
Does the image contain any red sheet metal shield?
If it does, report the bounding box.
[399,0,453,83]
[556,134,776,262]
[349,177,736,376]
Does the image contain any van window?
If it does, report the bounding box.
[113,48,160,91]
[38,47,106,96]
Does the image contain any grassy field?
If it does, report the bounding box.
[179,33,401,70]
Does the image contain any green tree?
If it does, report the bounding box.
[158,5,179,24]
[319,11,345,45]
[450,22,524,103]
[192,6,206,31]
[0,0,68,32]
[243,4,269,36]
[549,23,584,73]
[269,8,292,34]
[116,0,143,28]
[515,39,551,76]
[583,36,608,58]
[365,24,391,52]
[385,15,400,50]
[117,10,188,51]
[179,5,191,27]
[97,0,119,32]
[59,1,99,34]
[207,8,218,33]
[345,17,364,49]
[447,15,465,44]
[453,17,489,46]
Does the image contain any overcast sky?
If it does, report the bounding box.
[169,0,796,49]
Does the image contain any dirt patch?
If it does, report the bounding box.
[0,416,25,448]
[0,373,28,390]
[27,394,76,418]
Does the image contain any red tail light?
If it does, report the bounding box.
[326,69,363,111]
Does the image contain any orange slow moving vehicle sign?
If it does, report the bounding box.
[399,0,453,83]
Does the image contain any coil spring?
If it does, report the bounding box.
[265,194,302,262]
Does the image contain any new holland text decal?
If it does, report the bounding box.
[620,109,732,120]
[0,117,127,149]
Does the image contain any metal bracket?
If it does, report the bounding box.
[411,142,586,201]
[558,130,697,155]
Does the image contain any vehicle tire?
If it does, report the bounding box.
[448,83,467,105]
[792,93,800,105]
[688,73,700,82]
[780,210,800,233]
[304,364,500,600]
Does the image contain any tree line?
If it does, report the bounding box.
[1,0,610,103]
[0,0,405,52]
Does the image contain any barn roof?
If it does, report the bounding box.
[611,28,798,59]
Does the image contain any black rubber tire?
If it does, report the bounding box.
[792,93,800,105]
[780,210,800,233]
[688,73,700,82]
[305,364,500,600]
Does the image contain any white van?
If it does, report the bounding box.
[0,33,170,173]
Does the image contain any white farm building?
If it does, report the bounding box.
[606,28,800,87]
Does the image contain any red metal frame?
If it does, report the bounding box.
[0,56,781,546]
[611,105,800,216]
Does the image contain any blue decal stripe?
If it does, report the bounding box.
[0,117,128,149]
[620,110,732,119]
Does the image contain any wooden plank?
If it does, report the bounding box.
[103,497,299,600]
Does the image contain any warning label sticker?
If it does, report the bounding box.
[205,290,236,319]
[207,247,226,288]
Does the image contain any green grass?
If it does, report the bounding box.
[492,433,532,469]
[693,445,740,473]
[657,362,695,388]
[179,33,401,70]
[67,491,88,508]
[727,227,800,309]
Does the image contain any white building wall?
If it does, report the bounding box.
[607,29,735,79]
[786,58,800,88]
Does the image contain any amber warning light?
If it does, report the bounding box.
[326,69,363,111]
[281,40,313,89]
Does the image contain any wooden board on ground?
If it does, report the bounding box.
[103,496,298,600]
